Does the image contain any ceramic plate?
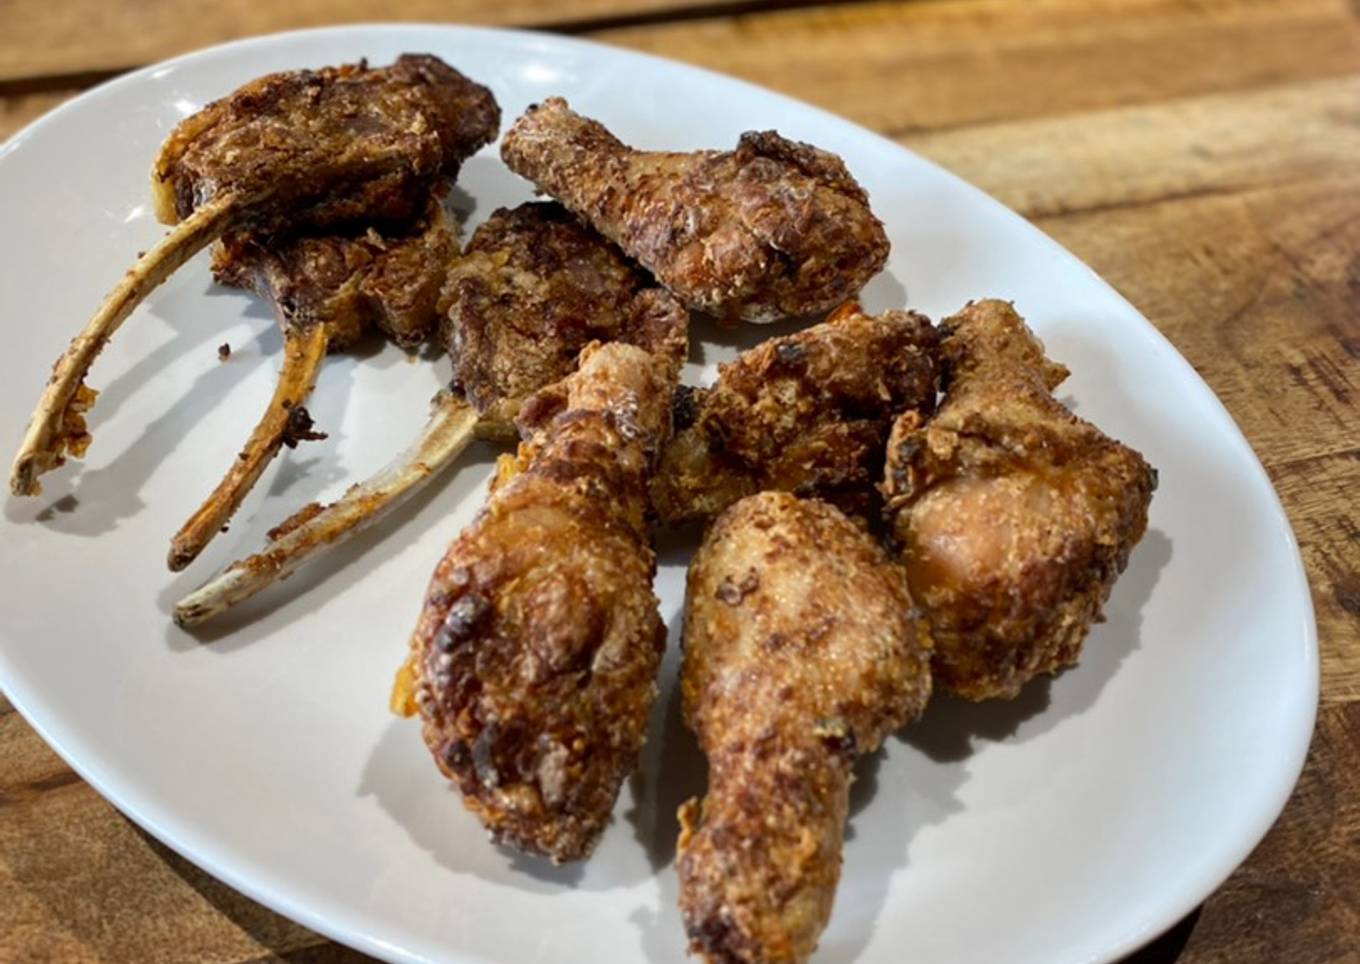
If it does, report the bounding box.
[0,24,1317,964]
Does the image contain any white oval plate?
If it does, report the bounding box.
[0,24,1316,964]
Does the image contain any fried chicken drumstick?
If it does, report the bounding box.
[9,55,498,538]
[501,97,889,322]
[175,202,686,626]
[882,299,1157,700]
[392,340,679,861]
[678,492,931,963]
[653,302,939,526]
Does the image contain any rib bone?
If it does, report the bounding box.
[173,389,478,626]
[175,202,689,625]
[10,56,500,501]
[9,196,236,496]
[167,323,328,571]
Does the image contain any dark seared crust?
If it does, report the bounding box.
[441,202,688,434]
[500,97,889,322]
[881,299,1157,700]
[153,55,499,231]
[388,54,501,175]
[212,195,457,349]
[652,304,939,526]
[678,493,931,963]
[402,343,676,861]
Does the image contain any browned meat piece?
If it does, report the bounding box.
[882,299,1157,700]
[501,97,889,323]
[153,54,499,231]
[653,302,939,526]
[678,492,931,963]
[177,205,690,627]
[212,195,457,351]
[442,201,689,436]
[154,61,496,570]
[392,342,678,861]
[11,54,498,508]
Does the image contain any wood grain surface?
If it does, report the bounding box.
[1,0,1356,962]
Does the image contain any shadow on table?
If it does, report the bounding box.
[1122,908,1203,962]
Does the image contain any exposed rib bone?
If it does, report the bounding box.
[173,389,479,626]
[9,196,237,496]
[168,323,329,572]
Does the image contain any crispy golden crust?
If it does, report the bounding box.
[882,299,1157,700]
[653,304,939,526]
[678,492,931,963]
[153,55,499,230]
[441,202,688,434]
[211,195,457,349]
[500,98,889,322]
[400,343,675,861]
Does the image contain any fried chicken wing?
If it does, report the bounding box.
[442,201,689,436]
[677,492,931,963]
[653,303,938,526]
[500,97,889,322]
[882,299,1157,700]
[393,341,677,861]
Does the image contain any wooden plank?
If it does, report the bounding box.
[898,76,1360,701]
[1172,702,1360,962]
[7,0,1358,141]
[904,76,1360,220]
[0,709,346,962]
[1028,176,1360,702]
[0,0,778,84]
[0,0,1355,961]
[601,0,1360,134]
[5,704,1349,962]
[903,75,1359,461]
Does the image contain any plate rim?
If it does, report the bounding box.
[0,21,1319,964]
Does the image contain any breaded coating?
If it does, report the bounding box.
[441,201,688,436]
[882,300,1157,700]
[653,303,939,526]
[501,97,889,322]
[153,54,500,231]
[212,195,457,350]
[395,342,676,861]
[678,492,931,963]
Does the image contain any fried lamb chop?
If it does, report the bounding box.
[653,302,939,527]
[174,202,687,626]
[392,340,679,861]
[211,195,456,353]
[501,97,889,322]
[678,492,932,962]
[9,56,499,563]
[881,300,1157,700]
[442,201,688,437]
[164,195,463,571]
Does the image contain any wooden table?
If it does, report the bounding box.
[2,1,1356,960]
